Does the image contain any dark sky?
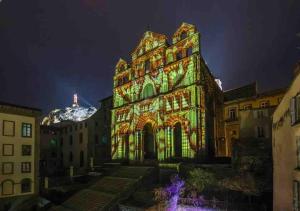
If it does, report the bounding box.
[0,0,299,113]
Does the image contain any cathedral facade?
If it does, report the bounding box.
[111,23,224,162]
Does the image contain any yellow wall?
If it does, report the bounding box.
[273,72,300,211]
[0,112,37,198]
[224,92,285,156]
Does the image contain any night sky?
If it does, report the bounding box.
[0,0,299,113]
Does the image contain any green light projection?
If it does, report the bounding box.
[111,23,208,161]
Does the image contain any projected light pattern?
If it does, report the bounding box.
[111,23,220,161]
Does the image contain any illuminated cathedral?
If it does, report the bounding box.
[111,23,224,162]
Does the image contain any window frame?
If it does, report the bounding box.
[22,145,32,156]
[21,179,31,193]
[21,123,32,138]
[1,179,14,195]
[2,162,14,175]
[2,144,14,156]
[21,162,31,173]
[3,120,15,137]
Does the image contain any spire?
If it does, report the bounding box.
[73,93,79,107]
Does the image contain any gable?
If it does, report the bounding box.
[131,31,167,60]
[172,22,197,44]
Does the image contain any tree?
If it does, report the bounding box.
[186,168,217,193]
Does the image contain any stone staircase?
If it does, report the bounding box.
[49,166,155,211]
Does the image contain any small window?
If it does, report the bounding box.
[3,120,15,136]
[180,31,187,40]
[60,138,63,146]
[69,135,73,145]
[119,64,125,72]
[2,162,14,174]
[257,126,265,138]
[3,144,14,156]
[176,51,183,61]
[296,137,300,168]
[293,180,300,210]
[79,133,83,144]
[296,95,300,123]
[186,47,193,57]
[260,101,270,108]
[21,162,31,173]
[22,123,32,137]
[143,83,155,99]
[80,151,84,167]
[21,179,31,193]
[69,152,73,162]
[2,180,14,195]
[22,145,32,156]
[80,123,83,129]
[228,108,237,120]
[144,59,150,72]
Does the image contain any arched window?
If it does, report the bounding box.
[21,178,31,193]
[2,180,14,195]
[176,51,183,61]
[144,59,150,73]
[167,53,173,64]
[69,151,73,162]
[80,151,84,167]
[186,46,193,57]
[180,31,187,40]
[143,84,154,99]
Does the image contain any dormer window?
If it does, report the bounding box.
[180,31,187,40]
[144,59,150,73]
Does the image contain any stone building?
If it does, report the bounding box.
[111,23,224,162]
[0,101,41,210]
[223,82,285,156]
[273,62,300,211]
[40,96,112,176]
[40,125,61,176]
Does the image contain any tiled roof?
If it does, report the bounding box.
[224,83,257,102]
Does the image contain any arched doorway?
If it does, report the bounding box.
[143,123,156,159]
[174,122,182,158]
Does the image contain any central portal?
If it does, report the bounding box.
[143,123,156,159]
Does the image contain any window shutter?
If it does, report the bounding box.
[291,97,296,125]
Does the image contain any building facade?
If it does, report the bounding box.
[40,96,112,176]
[273,62,300,211]
[111,23,224,162]
[0,101,41,209]
[223,83,285,156]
